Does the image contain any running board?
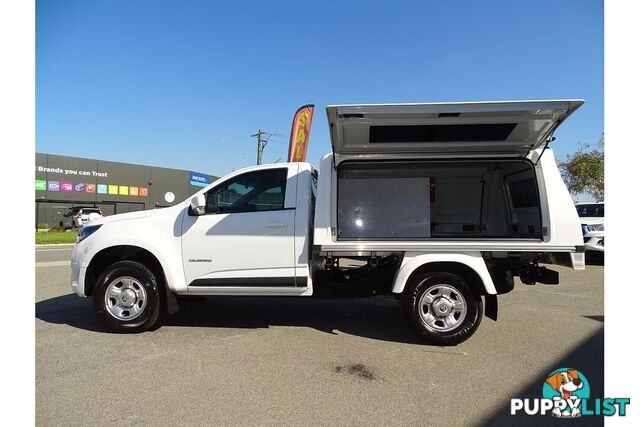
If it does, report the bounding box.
[190,277,307,287]
[186,286,310,296]
[186,276,311,296]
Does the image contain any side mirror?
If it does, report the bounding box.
[190,194,206,216]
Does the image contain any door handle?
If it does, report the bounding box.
[266,222,288,229]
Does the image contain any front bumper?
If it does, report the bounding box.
[70,242,88,297]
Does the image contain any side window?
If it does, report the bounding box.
[507,178,539,209]
[205,168,288,214]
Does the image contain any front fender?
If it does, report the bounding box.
[391,252,497,295]
[77,236,187,296]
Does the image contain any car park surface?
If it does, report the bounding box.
[36,246,603,426]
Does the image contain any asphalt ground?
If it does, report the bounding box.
[36,245,604,426]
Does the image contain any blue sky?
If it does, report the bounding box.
[37,0,603,176]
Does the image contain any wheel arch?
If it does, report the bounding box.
[84,245,166,297]
[392,253,497,297]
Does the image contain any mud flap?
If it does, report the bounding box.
[166,289,180,315]
[571,251,586,270]
[484,294,498,321]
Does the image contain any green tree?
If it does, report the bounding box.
[559,134,604,201]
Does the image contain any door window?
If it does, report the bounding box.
[206,168,288,214]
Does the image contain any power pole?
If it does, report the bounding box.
[251,130,283,165]
[252,129,267,165]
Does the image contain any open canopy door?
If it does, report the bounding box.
[326,100,583,161]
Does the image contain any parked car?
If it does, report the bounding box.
[60,207,103,230]
[575,202,604,252]
[70,99,585,345]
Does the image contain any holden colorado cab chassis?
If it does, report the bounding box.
[71,100,585,345]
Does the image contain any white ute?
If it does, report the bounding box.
[71,100,585,345]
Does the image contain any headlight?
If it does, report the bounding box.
[587,223,604,232]
[582,223,604,234]
[77,224,102,243]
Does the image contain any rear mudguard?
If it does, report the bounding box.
[392,252,498,321]
[392,252,497,295]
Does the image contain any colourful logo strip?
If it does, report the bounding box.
[37,180,151,197]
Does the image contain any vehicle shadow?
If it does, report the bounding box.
[477,327,604,426]
[35,294,423,344]
[36,294,106,332]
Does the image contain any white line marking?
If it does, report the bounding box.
[36,261,70,268]
[35,248,73,252]
[35,244,74,249]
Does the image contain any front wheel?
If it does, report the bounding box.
[92,260,163,333]
[401,271,482,345]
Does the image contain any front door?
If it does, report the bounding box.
[181,165,299,288]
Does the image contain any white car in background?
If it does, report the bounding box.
[576,202,604,252]
[60,207,104,229]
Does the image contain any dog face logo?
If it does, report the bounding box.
[546,370,583,400]
[542,368,590,418]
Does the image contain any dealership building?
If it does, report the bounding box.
[35,152,217,229]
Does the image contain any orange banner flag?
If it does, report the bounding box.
[287,104,314,162]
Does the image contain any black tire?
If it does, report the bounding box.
[92,260,163,333]
[401,271,482,346]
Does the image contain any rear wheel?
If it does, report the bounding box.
[92,261,163,333]
[402,271,482,345]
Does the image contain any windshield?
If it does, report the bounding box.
[576,204,604,218]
